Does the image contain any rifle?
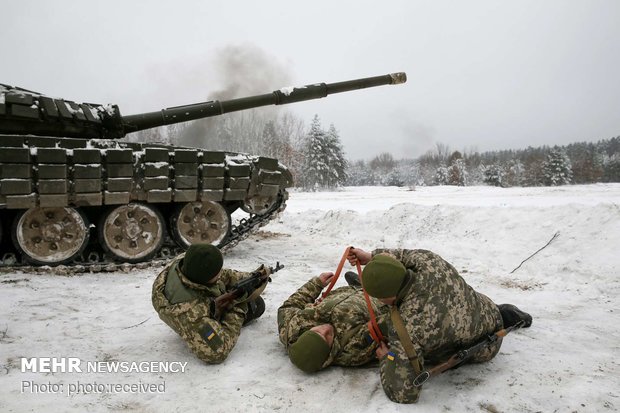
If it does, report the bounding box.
[212,262,284,316]
[412,320,526,387]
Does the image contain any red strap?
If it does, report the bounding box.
[316,247,385,344]
[316,246,355,303]
[363,295,385,344]
[367,320,384,343]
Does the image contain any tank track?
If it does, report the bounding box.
[0,193,286,275]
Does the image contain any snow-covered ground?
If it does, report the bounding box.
[1,184,619,413]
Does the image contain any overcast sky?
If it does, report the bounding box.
[2,0,619,160]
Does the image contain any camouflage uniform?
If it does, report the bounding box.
[374,249,503,403]
[152,257,248,364]
[278,277,389,367]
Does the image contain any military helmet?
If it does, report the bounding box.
[181,243,223,285]
[362,254,407,298]
[288,330,331,373]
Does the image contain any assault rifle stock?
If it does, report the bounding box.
[213,262,284,316]
[413,320,526,387]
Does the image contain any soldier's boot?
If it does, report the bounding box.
[345,271,362,287]
[243,296,265,326]
[497,304,532,329]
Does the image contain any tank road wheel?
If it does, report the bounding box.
[11,207,90,266]
[170,201,231,249]
[99,203,165,263]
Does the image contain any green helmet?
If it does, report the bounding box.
[362,254,406,298]
[181,243,223,285]
[288,330,331,373]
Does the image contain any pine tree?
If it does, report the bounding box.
[567,142,604,184]
[324,124,348,188]
[483,164,504,187]
[434,166,449,185]
[385,169,404,186]
[448,150,463,166]
[543,147,573,186]
[468,162,486,185]
[504,159,525,187]
[395,159,420,187]
[302,115,329,190]
[522,147,546,186]
[603,158,620,182]
[448,158,468,186]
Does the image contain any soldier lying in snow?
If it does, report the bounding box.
[347,247,533,403]
[277,271,390,372]
[152,244,265,364]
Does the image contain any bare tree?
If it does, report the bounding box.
[370,152,396,172]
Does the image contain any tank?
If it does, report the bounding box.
[0,72,406,269]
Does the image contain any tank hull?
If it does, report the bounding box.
[0,135,291,267]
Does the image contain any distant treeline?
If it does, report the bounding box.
[124,111,619,189]
[347,137,620,187]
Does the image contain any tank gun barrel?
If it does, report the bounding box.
[121,72,406,137]
[0,73,406,140]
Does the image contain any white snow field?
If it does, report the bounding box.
[1,184,619,413]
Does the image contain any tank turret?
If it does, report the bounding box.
[0,73,406,269]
